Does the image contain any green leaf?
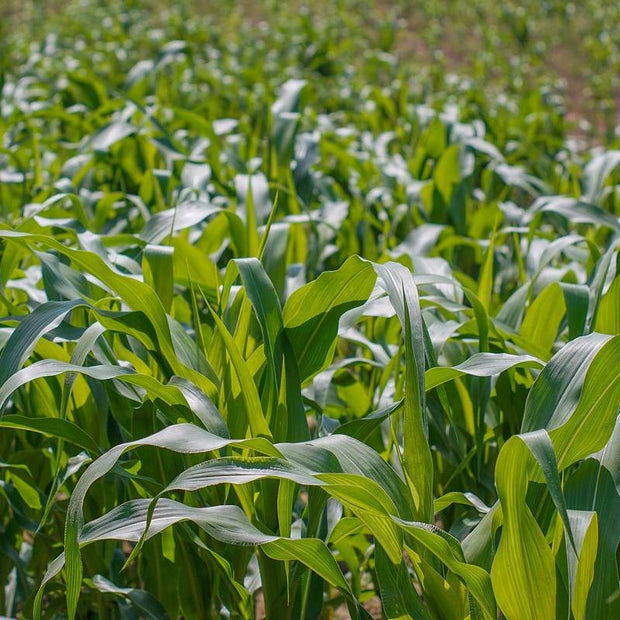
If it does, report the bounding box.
[491,436,557,620]
[564,417,620,618]
[567,510,598,620]
[206,304,272,439]
[396,519,496,619]
[594,276,620,335]
[0,360,190,416]
[283,256,376,383]
[583,150,620,203]
[477,228,496,311]
[88,574,168,620]
[520,282,566,358]
[425,353,543,391]
[549,335,620,469]
[235,258,307,441]
[143,245,174,312]
[0,299,84,388]
[374,261,431,521]
[561,283,590,340]
[521,333,612,433]
[375,544,430,619]
[0,415,99,453]
[528,196,620,232]
[139,201,221,244]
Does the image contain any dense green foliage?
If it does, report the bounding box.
[1,1,619,618]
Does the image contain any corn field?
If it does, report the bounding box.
[1,1,619,618]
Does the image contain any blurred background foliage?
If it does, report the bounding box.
[2,0,619,142]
